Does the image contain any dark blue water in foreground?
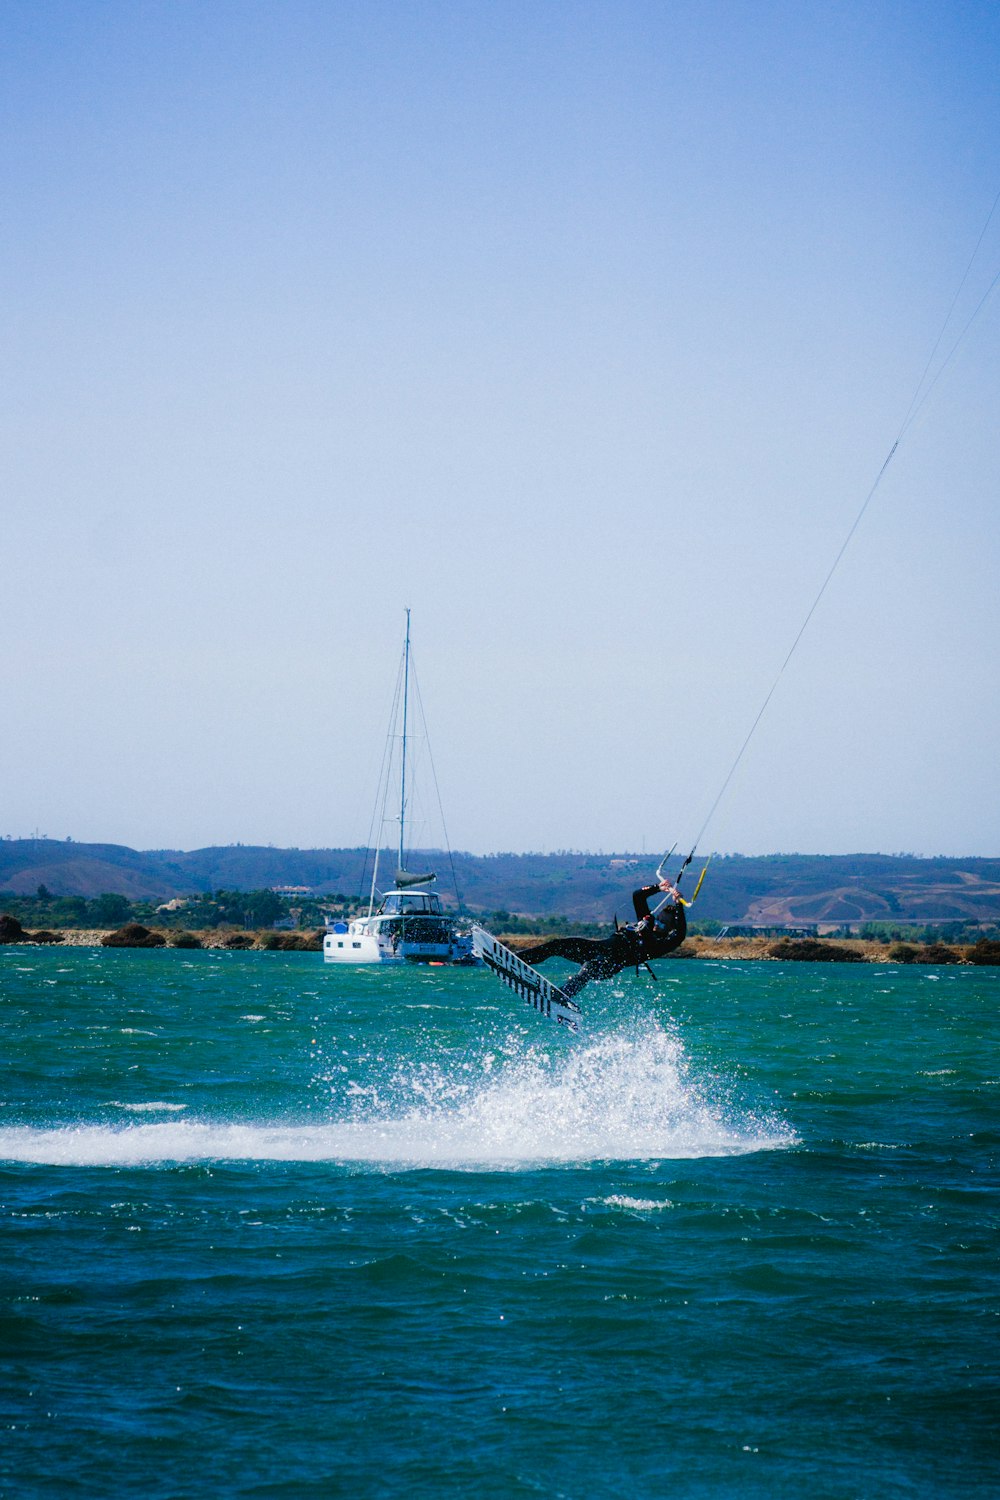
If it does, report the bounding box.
[1,947,997,1497]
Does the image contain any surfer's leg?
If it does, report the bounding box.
[562,954,627,998]
[562,964,596,998]
[518,937,605,967]
[561,933,637,997]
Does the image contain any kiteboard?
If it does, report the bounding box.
[472,926,581,1030]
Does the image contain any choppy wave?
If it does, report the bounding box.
[1,1026,796,1168]
[598,1195,675,1211]
[108,1101,188,1113]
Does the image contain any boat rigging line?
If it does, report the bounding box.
[674,187,1000,884]
[410,653,466,915]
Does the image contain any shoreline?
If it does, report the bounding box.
[3,929,996,964]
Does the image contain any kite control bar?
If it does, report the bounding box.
[651,842,710,912]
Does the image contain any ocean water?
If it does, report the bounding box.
[1,948,996,1498]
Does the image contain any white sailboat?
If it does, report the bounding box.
[323,611,477,966]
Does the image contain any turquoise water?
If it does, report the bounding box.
[1,948,997,1497]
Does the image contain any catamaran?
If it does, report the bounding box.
[323,611,477,966]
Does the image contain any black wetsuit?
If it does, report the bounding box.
[518,885,687,998]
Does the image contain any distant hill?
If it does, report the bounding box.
[0,842,195,900]
[2,839,1000,925]
[0,841,371,901]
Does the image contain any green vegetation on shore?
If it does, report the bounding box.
[3,880,999,959]
[3,885,995,951]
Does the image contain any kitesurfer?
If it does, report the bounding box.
[518,880,687,998]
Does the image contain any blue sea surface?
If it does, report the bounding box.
[1,947,997,1497]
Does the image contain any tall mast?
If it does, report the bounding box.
[398,607,411,872]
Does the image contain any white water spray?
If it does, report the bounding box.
[1,1023,796,1168]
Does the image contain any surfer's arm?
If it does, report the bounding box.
[633,881,678,919]
[632,884,661,922]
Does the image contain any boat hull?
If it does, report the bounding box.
[323,917,476,966]
[322,931,385,964]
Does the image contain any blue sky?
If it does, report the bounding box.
[4,1,999,856]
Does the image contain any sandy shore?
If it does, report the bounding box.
[10,928,322,951]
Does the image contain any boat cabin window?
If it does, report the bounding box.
[377,891,443,916]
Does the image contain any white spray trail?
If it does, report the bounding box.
[1,1023,796,1168]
